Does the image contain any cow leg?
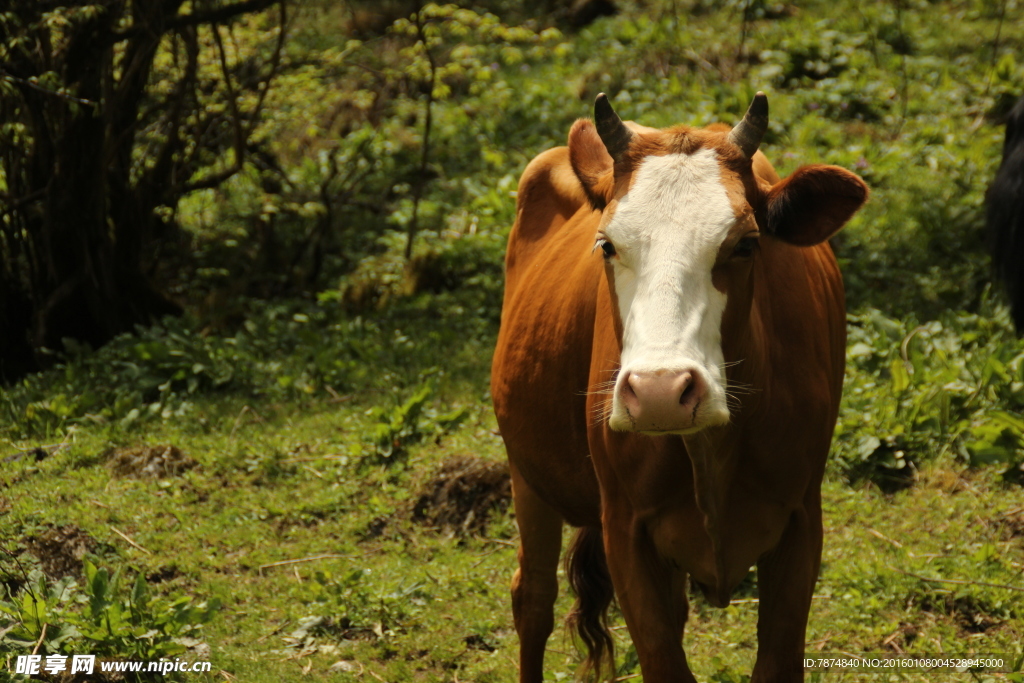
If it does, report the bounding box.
[751,500,822,683]
[509,463,563,683]
[603,512,698,683]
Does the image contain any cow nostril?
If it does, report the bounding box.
[624,374,639,400]
[679,376,695,405]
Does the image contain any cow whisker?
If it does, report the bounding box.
[581,380,618,397]
[724,377,759,394]
[589,398,614,425]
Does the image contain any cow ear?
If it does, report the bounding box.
[568,118,615,210]
[764,165,869,247]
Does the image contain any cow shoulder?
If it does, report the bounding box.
[513,146,590,247]
[504,146,592,284]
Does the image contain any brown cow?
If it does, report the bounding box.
[491,93,868,683]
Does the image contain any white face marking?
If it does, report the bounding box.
[604,147,735,432]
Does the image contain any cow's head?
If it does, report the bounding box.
[569,93,868,434]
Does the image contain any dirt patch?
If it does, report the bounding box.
[996,507,1024,539]
[918,594,1002,635]
[282,615,378,656]
[411,456,511,537]
[1003,462,1024,487]
[107,444,197,479]
[25,524,97,580]
[880,622,919,653]
[463,634,497,652]
[358,515,391,541]
[147,564,182,584]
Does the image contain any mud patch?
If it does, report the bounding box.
[918,594,1002,635]
[147,564,182,584]
[25,524,97,580]
[1003,462,1024,487]
[880,622,919,653]
[996,507,1024,539]
[847,436,917,493]
[107,444,197,479]
[359,515,391,541]
[282,615,378,657]
[463,634,497,652]
[411,456,511,537]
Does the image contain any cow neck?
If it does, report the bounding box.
[681,255,771,601]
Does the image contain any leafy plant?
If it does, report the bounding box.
[0,561,219,670]
[834,306,1024,488]
[366,384,468,462]
[291,568,432,645]
[708,656,752,683]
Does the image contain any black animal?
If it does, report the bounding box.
[988,94,1024,333]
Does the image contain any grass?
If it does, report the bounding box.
[3,363,1023,681]
[4,0,1024,680]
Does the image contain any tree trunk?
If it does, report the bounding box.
[0,0,280,382]
[26,3,182,356]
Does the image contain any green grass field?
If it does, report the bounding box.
[4,0,1024,680]
[2,297,1022,681]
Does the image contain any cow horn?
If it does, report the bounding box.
[595,93,633,164]
[728,92,769,158]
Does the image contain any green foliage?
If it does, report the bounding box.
[5,1,1024,682]
[708,658,752,683]
[835,305,1024,488]
[178,3,564,307]
[0,562,218,670]
[0,285,493,445]
[368,384,433,460]
[0,1,289,380]
[303,568,431,639]
[759,28,871,86]
[0,319,234,438]
[365,383,470,466]
[5,0,1024,488]
[0,571,81,656]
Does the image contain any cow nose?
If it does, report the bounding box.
[620,370,706,432]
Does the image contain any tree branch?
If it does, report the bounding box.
[181,163,243,194]
[0,189,47,219]
[405,11,437,261]
[179,1,286,193]
[0,69,97,107]
[145,26,200,200]
[243,0,287,140]
[111,0,279,42]
[212,20,247,170]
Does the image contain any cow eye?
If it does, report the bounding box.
[595,238,617,259]
[732,234,759,258]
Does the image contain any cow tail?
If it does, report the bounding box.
[565,525,615,681]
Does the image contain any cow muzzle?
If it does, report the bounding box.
[611,368,728,434]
